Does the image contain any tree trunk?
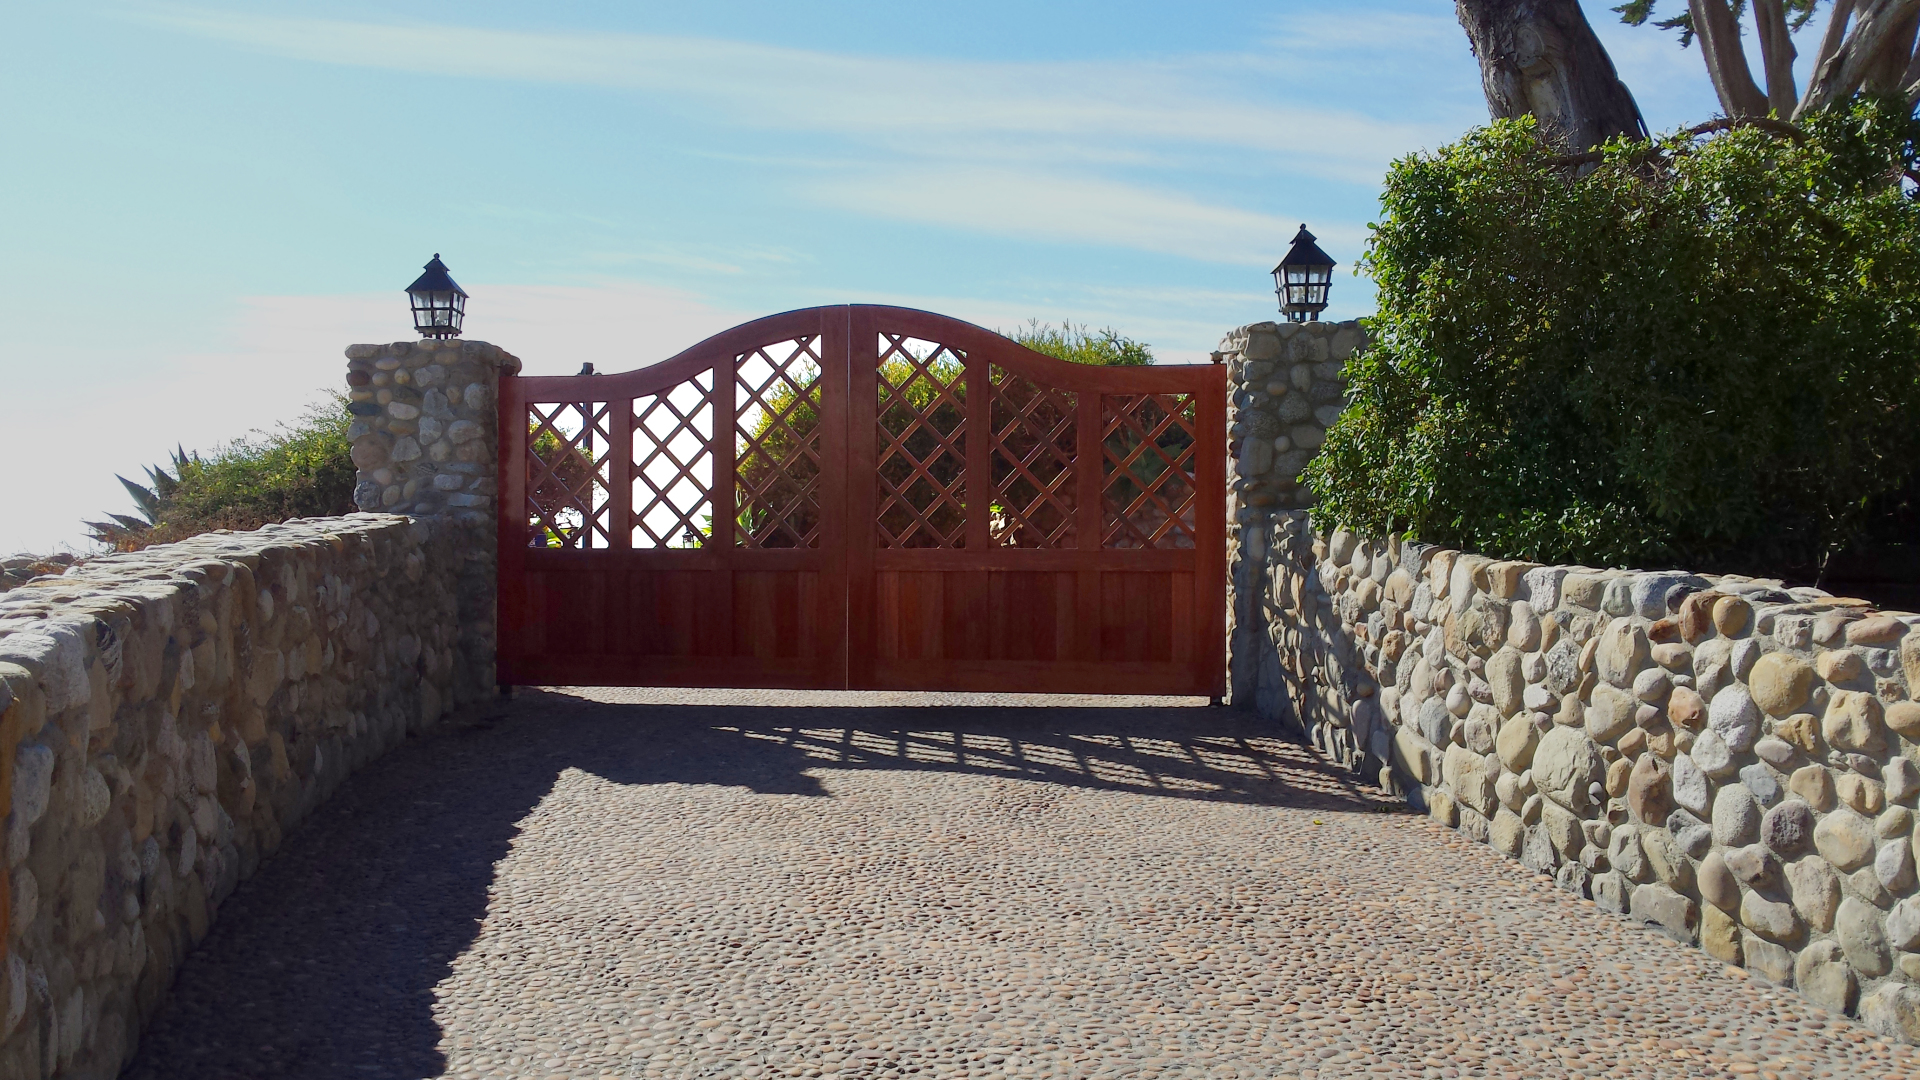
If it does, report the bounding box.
[1456,0,1649,150]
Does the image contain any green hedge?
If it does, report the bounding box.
[1305,98,1920,577]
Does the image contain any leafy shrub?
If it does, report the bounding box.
[88,396,357,550]
[1006,320,1154,366]
[1305,98,1920,578]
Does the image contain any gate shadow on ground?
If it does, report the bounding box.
[123,689,1395,1080]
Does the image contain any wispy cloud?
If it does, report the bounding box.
[134,4,1457,264]
[810,167,1301,264]
[1262,10,1472,63]
[136,5,1436,170]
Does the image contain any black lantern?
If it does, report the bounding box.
[406,254,468,338]
[1272,225,1335,323]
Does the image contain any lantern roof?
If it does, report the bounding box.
[405,254,468,298]
[1272,226,1335,274]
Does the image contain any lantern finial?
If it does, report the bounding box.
[406,254,469,338]
[1273,225,1336,323]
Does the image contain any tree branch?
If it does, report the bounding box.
[1800,0,1920,115]
[1812,0,1858,76]
[1864,7,1920,92]
[1691,0,1771,115]
[1755,0,1802,113]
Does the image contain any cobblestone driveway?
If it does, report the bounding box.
[126,689,1920,1079]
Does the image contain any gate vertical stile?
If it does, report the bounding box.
[1199,373,1228,699]
[962,344,992,663]
[495,368,525,688]
[843,306,879,690]
[609,382,635,656]
[823,306,853,688]
[710,350,734,665]
[1073,391,1103,666]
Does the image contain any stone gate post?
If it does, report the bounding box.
[343,339,521,702]
[1218,319,1367,726]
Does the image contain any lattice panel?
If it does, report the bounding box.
[632,370,714,549]
[988,367,1076,548]
[526,400,614,549]
[1101,394,1199,549]
[736,338,825,548]
[876,334,968,548]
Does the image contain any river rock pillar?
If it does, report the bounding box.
[1218,319,1366,726]
[343,339,521,703]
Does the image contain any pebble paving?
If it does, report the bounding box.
[125,688,1920,1079]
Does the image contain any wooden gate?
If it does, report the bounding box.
[496,305,1225,697]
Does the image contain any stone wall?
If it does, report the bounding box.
[0,336,520,1078]
[0,516,490,1078]
[1221,321,1920,1039]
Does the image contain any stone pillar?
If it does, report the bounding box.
[1216,320,1367,723]
[343,338,521,701]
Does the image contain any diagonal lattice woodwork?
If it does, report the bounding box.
[736,338,825,548]
[988,366,1077,548]
[631,370,715,549]
[876,334,969,548]
[526,400,614,549]
[1101,393,1199,549]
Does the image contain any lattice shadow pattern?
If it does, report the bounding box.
[1101,394,1198,549]
[988,367,1076,548]
[632,371,714,549]
[736,338,825,548]
[876,335,969,548]
[526,401,613,549]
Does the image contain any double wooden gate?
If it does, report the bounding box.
[496,305,1224,696]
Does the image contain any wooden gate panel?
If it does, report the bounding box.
[847,308,1224,697]
[500,305,1222,696]
[498,308,849,689]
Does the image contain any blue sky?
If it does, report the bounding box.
[2,2,1776,552]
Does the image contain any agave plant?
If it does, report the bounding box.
[85,446,195,548]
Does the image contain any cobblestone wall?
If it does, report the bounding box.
[0,516,490,1078]
[1221,320,1920,1039]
